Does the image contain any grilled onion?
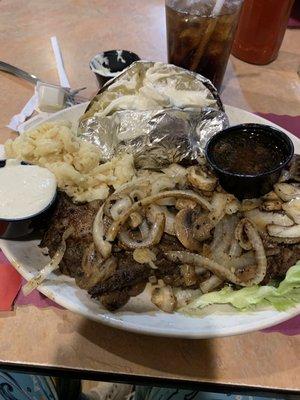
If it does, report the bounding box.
[119,213,165,249]
[110,196,132,220]
[245,209,293,232]
[167,219,266,286]
[235,219,252,251]
[147,204,176,235]
[282,199,300,224]
[23,227,73,296]
[200,276,223,293]
[93,203,112,258]
[274,183,300,201]
[267,224,300,239]
[106,190,212,242]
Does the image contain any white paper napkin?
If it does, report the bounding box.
[6,93,38,131]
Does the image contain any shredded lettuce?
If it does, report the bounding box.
[182,262,300,313]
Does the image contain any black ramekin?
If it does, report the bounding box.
[205,123,294,200]
[90,50,140,87]
[0,162,57,239]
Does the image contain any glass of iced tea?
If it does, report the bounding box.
[232,0,295,65]
[165,0,244,90]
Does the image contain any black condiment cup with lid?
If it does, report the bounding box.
[90,50,140,87]
[205,123,294,200]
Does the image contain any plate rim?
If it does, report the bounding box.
[1,103,299,338]
[2,242,300,338]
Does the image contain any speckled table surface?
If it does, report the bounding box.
[0,0,299,393]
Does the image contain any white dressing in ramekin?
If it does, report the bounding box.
[0,160,57,220]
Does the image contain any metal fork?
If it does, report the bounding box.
[0,61,86,101]
[0,61,39,84]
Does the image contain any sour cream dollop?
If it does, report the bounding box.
[0,161,57,220]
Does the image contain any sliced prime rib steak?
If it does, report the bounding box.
[40,192,299,310]
[40,193,187,309]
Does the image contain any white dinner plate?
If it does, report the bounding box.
[1,103,299,338]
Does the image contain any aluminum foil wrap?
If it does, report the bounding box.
[79,61,229,169]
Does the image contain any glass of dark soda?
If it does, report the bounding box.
[165,0,244,90]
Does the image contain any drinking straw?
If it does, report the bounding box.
[190,0,225,71]
[212,0,226,15]
[51,36,70,89]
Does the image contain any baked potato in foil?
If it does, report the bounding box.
[78,61,228,168]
